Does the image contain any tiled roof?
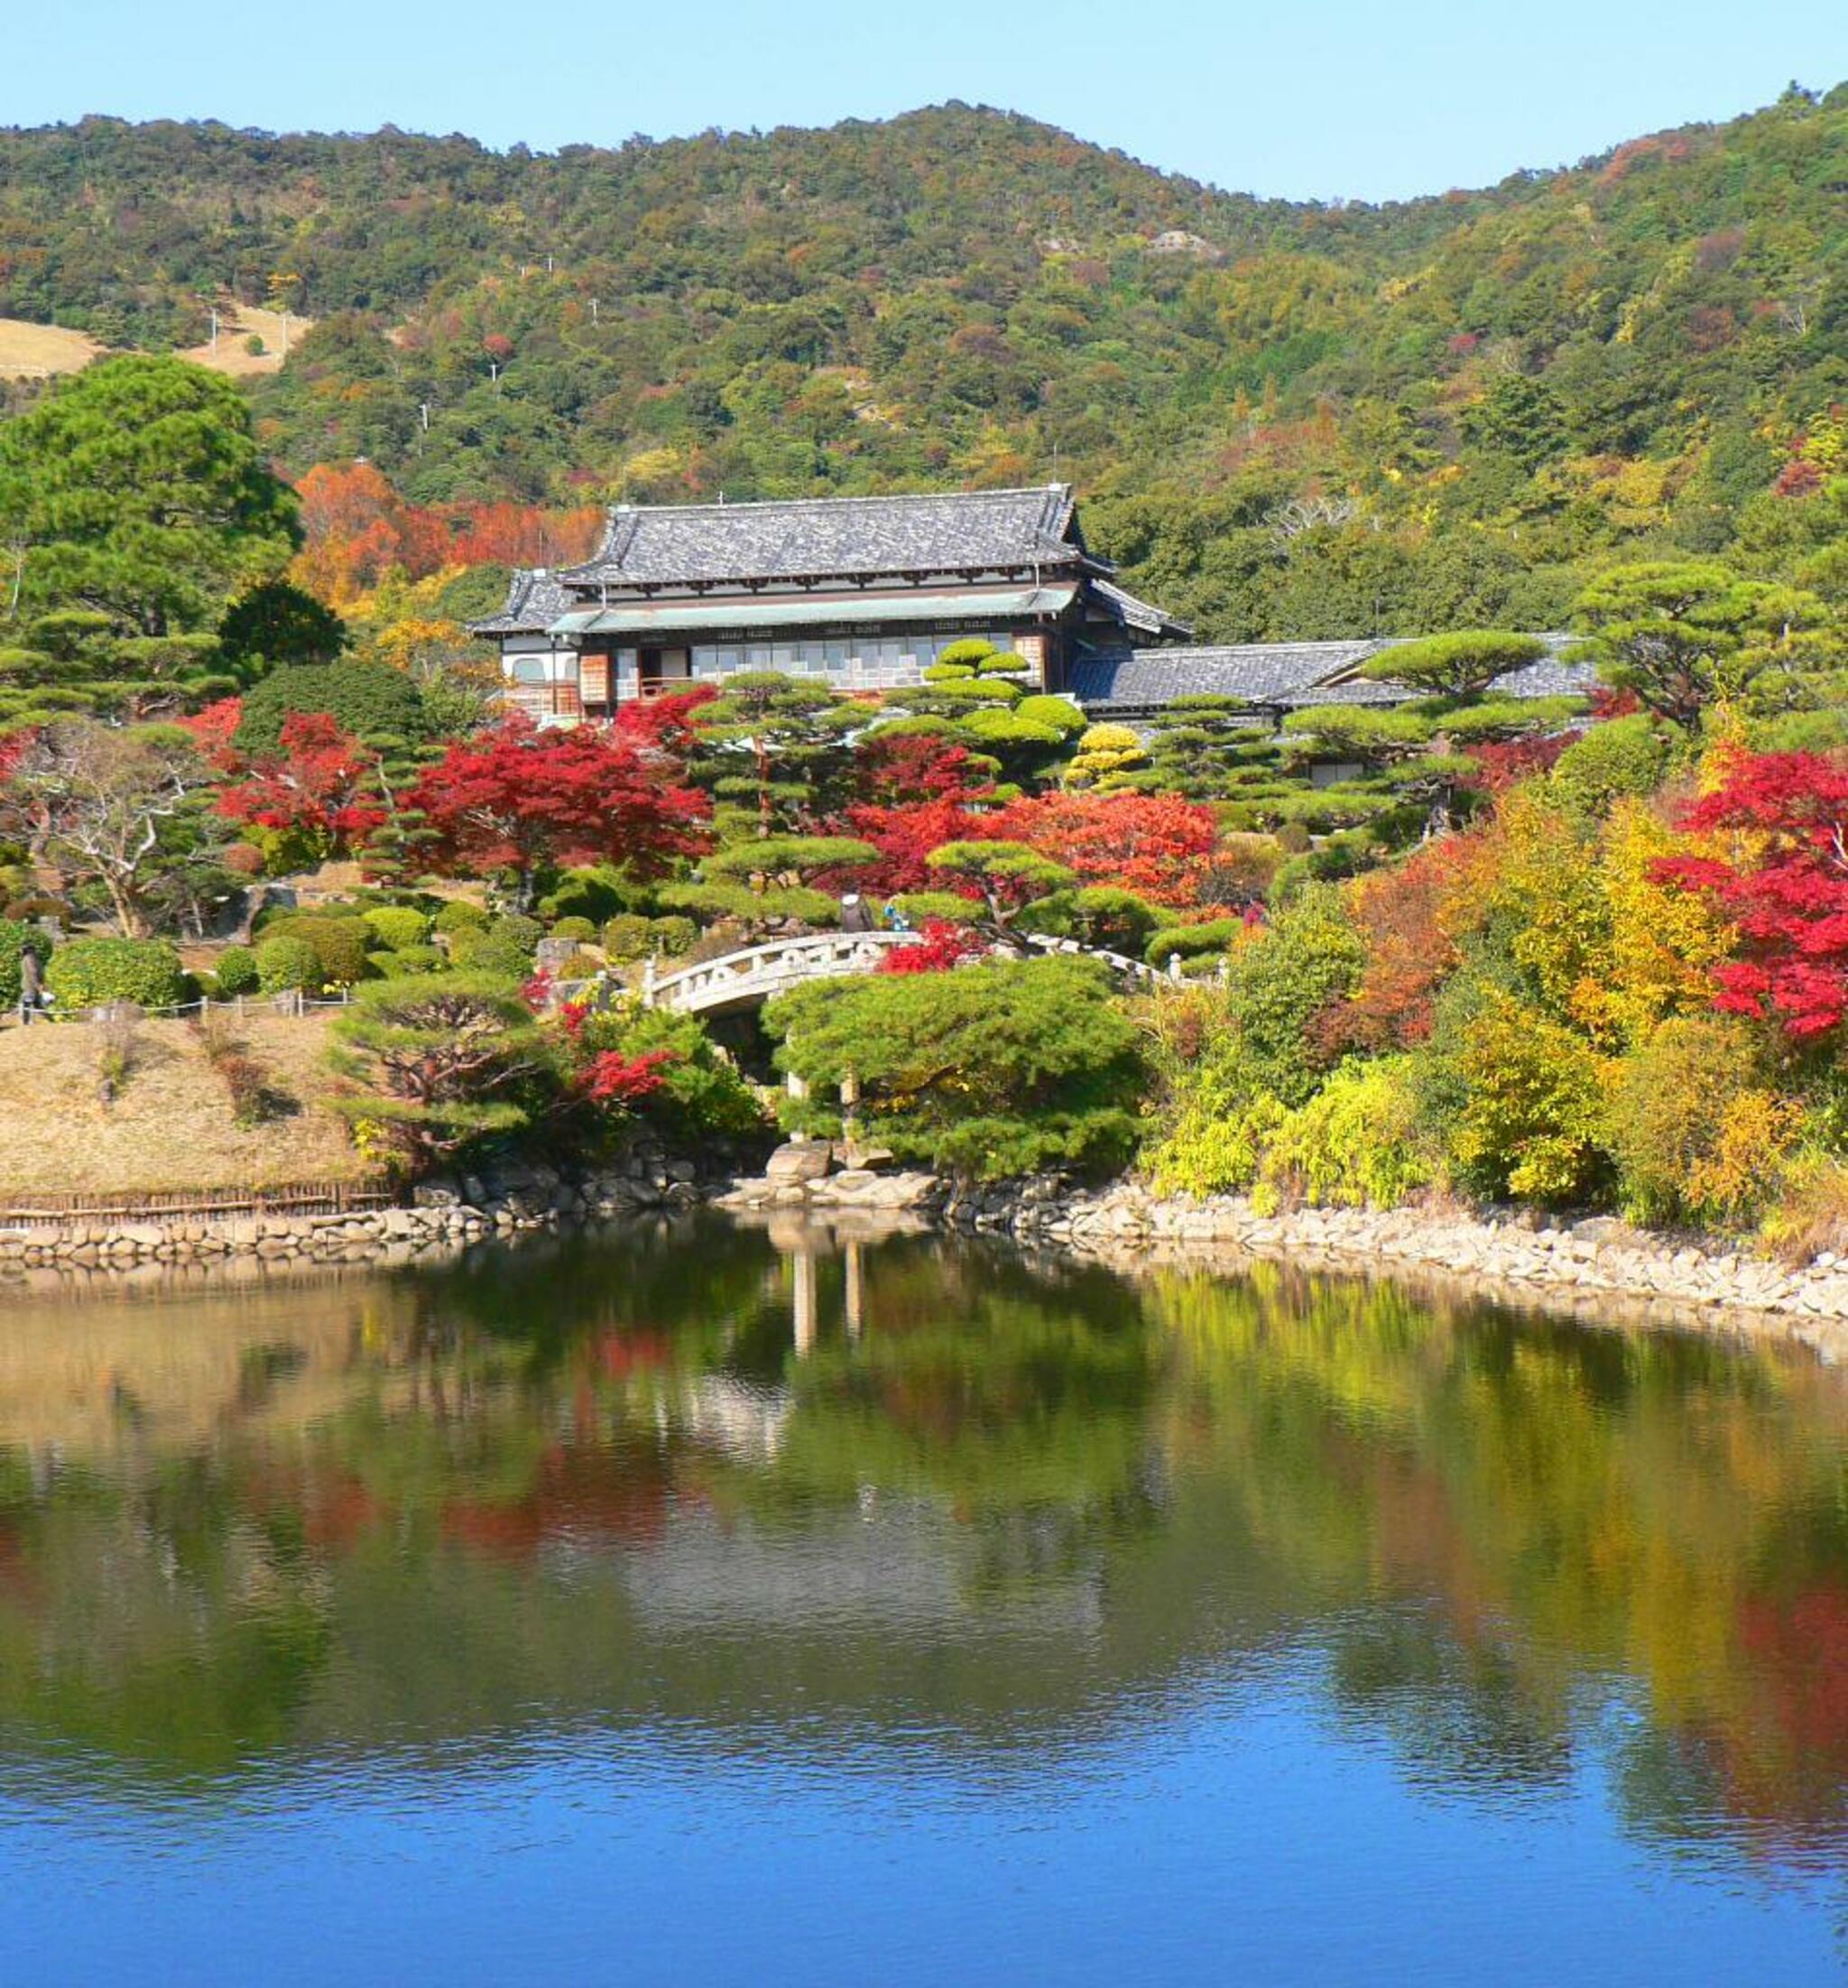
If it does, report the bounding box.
[565,485,1083,589]
[1071,633,1598,713]
[1067,641,1384,710]
[467,567,573,635]
[1090,578,1194,641]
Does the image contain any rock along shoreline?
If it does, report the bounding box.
[6,1139,1848,1362]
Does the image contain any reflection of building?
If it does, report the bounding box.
[469,485,1189,723]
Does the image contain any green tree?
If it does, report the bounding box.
[688,673,858,836]
[1363,631,1548,699]
[766,954,1147,1180]
[924,839,1076,945]
[0,720,222,936]
[1570,562,1824,730]
[326,974,559,1170]
[236,659,428,756]
[217,579,348,681]
[0,356,299,645]
[667,833,879,932]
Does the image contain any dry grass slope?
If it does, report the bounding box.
[0,304,312,383]
[0,318,101,379]
[0,1013,378,1197]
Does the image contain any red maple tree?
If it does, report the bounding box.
[216,713,389,852]
[877,918,985,975]
[181,697,245,772]
[1655,749,1848,1040]
[991,791,1216,906]
[850,732,993,808]
[840,795,990,894]
[408,717,709,906]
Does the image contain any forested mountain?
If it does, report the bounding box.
[1,89,1844,639]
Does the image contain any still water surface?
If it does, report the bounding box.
[0,1219,1843,1983]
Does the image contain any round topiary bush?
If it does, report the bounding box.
[550,916,598,944]
[362,904,433,952]
[211,945,261,997]
[255,933,324,994]
[386,944,444,976]
[263,914,373,987]
[433,900,490,938]
[0,918,52,1010]
[448,926,534,980]
[45,937,185,1012]
[491,912,544,951]
[236,659,427,757]
[602,913,653,961]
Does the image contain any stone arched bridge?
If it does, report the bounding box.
[615,929,1165,1018]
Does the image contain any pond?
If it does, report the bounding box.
[0,1218,1843,1983]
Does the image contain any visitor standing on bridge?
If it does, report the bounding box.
[839,892,873,933]
[882,898,911,934]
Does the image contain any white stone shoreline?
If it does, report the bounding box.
[8,1144,1848,1363]
[719,1154,1848,1361]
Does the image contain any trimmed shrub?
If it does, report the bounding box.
[210,945,261,997]
[433,899,490,937]
[1550,716,1674,818]
[650,915,697,957]
[492,912,545,951]
[1146,918,1240,968]
[236,658,426,756]
[45,937,185,1012]
[263,913,372,988]
[255,934,324,994]
[385,944,444,976]
[448,924,538,981]
[541,865,636,927]
[550,916,598,944]
[362,905,432,952]
[602,913,654,962]
[933,638,997,671]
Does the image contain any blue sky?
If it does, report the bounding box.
[6,0,1845,201]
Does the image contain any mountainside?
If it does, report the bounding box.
[1,91,1844,640]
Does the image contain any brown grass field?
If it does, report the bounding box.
[0,303,312,382]
[0,319,102,379]
[0,1012,379,1197]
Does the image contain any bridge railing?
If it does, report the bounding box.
[556,927,1172,1018]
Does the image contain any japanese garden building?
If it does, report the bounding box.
[471,485,1597,725]
[469,485,1190,723]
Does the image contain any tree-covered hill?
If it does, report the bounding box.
[1,89,1843,639]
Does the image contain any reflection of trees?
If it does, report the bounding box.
[0,1231,1840,1863]
[1141,1262,1848,1850]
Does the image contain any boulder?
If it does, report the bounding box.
[764,1141,835,1183]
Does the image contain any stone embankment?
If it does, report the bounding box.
[0,1143,716,1281]
[10,1128,1848,1362]
[720,1142,1848,1358]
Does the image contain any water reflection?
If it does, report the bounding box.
[0,1220,1843,1884]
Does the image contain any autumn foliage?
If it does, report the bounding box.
[408,717,709,902]
[217,713,388,852]
[291,461,602,604]
[1656,750,1848,1040]
[877,918,986,975]
[991,791,1216,905]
